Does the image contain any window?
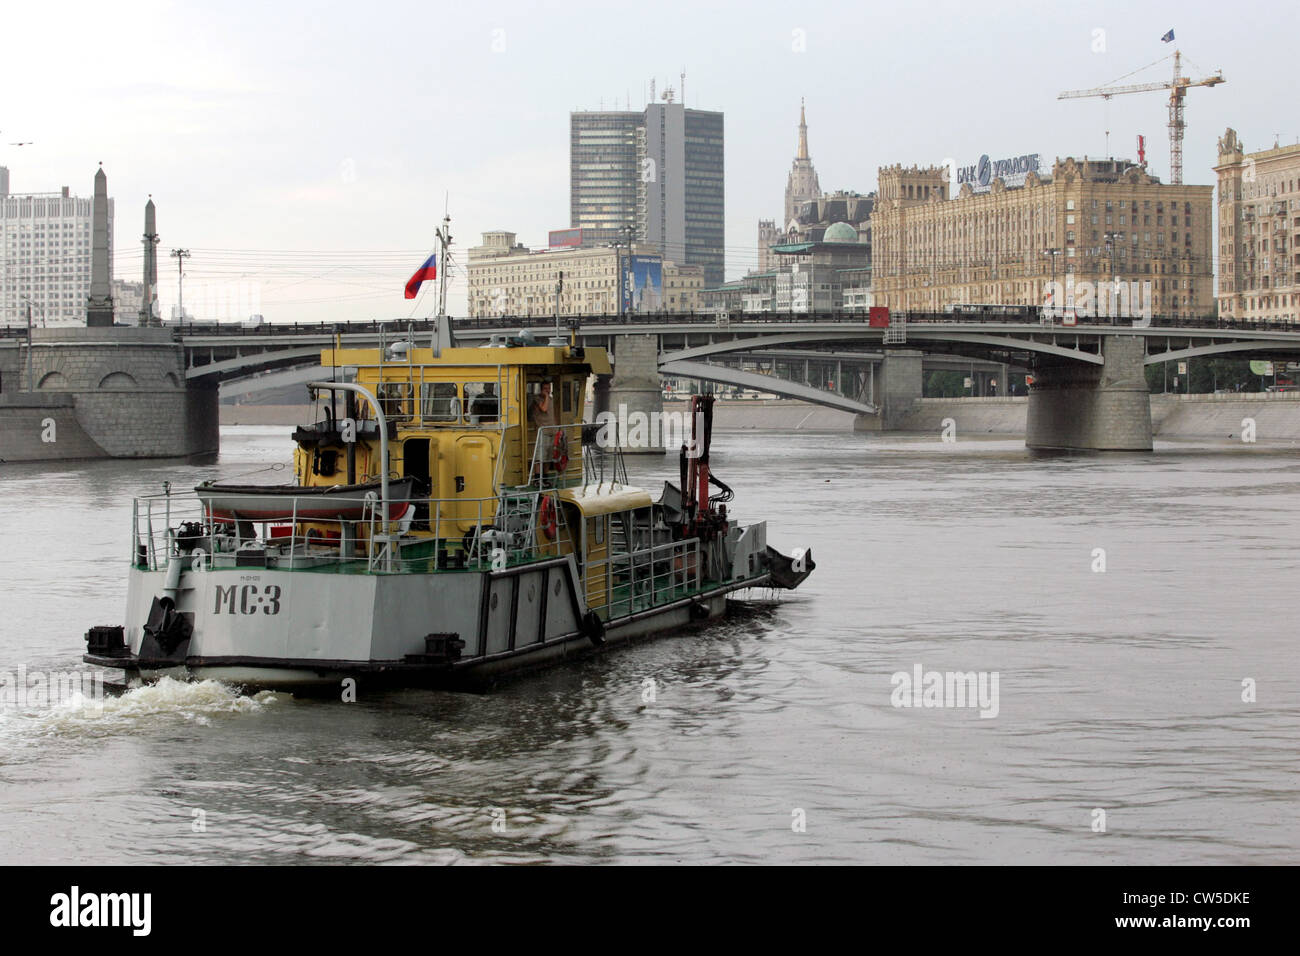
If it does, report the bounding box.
[420,382,459,422]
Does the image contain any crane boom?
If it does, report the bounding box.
[1057,50,1224,185]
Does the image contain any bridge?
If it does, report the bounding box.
[177,310,1300,450]
[4,311,1300,458]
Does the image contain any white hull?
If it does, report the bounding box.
[98,548,769,691]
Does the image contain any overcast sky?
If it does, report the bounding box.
[0,0,1288,322]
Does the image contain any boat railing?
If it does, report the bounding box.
[131,488,575,576]
[587,535,702,617]
[526,422,587,491]
[581,436,629,492]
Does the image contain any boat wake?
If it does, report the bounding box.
[0,676,280,740]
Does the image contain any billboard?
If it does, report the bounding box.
[620,255,664,313]
[956,152,1040,191]
[548,228,583,248]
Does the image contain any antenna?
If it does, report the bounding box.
[681,69,686,106]
[650,78,655,103]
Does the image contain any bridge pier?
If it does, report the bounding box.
[609,334,665,454]
[1026,334,1152,452]
[0,327,219,462]
[853,349,922,431]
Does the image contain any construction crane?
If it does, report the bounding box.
[1058,50,1224,185]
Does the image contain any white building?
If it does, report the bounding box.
[1,166,113,327]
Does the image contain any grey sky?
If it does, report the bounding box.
[1,0,1287,322]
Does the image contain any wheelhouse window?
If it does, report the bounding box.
[464,382,500,423]
[420,382,460,422]
[376,382,412,419]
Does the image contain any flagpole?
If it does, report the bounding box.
[433,212,451,357]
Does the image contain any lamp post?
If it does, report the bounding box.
[170,248,191,326]
[22,297,36,392]
[1043,248,1062,318]
[1102,231,1120,323]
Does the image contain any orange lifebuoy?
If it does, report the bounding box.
[551,429,570,473]
[539,495,558,539]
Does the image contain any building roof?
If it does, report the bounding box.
[822,221,858,243]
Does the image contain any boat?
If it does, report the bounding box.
[83,330,814,691]
[194,477,417,522]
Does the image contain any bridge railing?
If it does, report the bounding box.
[9,311,1299,343]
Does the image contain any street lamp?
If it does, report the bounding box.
[20,296,41,391]
[1043,248,1062,317]
[170,248,191,326]
[1102,231,1120,323]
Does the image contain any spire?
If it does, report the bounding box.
[797,98,809,161]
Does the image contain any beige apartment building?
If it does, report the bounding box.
[1215,128,1300,324]
[871,158,1213,319]
[466,231,702,317]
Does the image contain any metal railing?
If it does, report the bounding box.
[131,488,575,577]
[587,536,702,618]
[526,422,586,491]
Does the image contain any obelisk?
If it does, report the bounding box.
[86,164,114,327]
[140,197,159,326]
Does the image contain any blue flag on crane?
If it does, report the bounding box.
[1161,29,1175,43]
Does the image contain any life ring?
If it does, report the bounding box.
[550,429,570,473]
[538,495,558,539]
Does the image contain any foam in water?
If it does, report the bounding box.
[2,676,279,738]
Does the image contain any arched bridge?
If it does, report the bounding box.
[174,312,1300,438]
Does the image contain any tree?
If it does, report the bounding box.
[924,370,967,397]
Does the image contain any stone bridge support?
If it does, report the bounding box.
[1026,334,1152,451]
[854,349,923,431]
[609,334,665,454]
[0,328,219,461]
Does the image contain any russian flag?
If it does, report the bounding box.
[404,254,437,299]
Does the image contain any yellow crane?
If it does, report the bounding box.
[1058,50,1224,185]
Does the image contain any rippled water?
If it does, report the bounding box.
[1,426,1297,864]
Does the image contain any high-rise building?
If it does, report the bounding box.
[570,94,725,287]
[871,157,1213,318]
[756,104,872,276]
[1,166,113,327]
[784,101,821,226]
[569,111,641,247]
[1214,128,1300,324]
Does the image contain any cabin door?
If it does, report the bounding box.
[402,438,431,529]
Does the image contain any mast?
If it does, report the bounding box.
[432,211,452,356]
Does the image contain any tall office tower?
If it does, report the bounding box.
[0,165,113,327]
[571,91,725,288]
[569,111,642,247]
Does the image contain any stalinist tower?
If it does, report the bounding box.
[784,100,821,226]
[757,102,823,274]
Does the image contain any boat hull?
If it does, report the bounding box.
[85,554,769,692]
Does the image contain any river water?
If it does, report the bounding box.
[1,426,1296,864]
